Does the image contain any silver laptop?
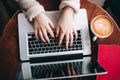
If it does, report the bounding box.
[16,9,107,80]
[18,9,91,61]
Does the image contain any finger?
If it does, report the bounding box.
[38,29,46,42]
[67,64,71,76]
[65,32,69,49]
[71,65,76,75]
[34,21,39,40]
[70,32,73,46]
[34,28,39,40]
[55,26,60,37]
[46,73,49,78]
[60,69,65,76]
[42,28,50,43]
[73,28,78,40]
[58,31,65,46]
[49,71,53,77]
[49,21,55,31]
[46,25,54,38]
[76,67,80,75]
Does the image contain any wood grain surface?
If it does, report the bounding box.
[0,0,119,80]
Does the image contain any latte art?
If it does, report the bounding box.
[91,15,113,38]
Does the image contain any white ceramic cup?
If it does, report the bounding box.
[90,15,114,41]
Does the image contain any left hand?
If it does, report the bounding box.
[56,7,78,48]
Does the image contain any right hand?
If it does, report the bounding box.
[34,13,55,43]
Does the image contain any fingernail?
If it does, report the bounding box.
[56,35,58,38]
[70,44,72,46]
[66,46,68,49]
[58,44,60,47]
[58,43,61,47]
[48,40,50,43]
[52,35,54,38]
[36,37,38,40]
[43,40,46,43]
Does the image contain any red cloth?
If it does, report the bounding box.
[97,44,120,80]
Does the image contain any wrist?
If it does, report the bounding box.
[63,7,74,16]
[34,12,45,20]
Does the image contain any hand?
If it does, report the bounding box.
[34,13,54,43]
[56,7,78,48]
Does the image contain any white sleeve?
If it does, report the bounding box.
[59,0,80,13]
[15,0,45,21]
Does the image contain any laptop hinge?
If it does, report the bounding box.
[30,53,83,63]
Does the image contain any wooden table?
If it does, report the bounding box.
[0,0,120,80]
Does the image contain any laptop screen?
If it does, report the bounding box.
[15,56,107,80]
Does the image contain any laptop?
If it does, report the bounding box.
[17,9,107,80]
[18,9,91,61]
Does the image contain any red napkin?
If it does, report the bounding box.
[97,44,120,80]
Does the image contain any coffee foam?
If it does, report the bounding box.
[91,16,113,37]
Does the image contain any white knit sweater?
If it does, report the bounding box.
[15,0,80,21]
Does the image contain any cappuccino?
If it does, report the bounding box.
[91,15,113,38]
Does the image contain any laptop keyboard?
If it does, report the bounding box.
[28,30,82,55]
[31,60,82,79]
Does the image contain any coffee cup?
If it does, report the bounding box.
[90,15,114,41]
